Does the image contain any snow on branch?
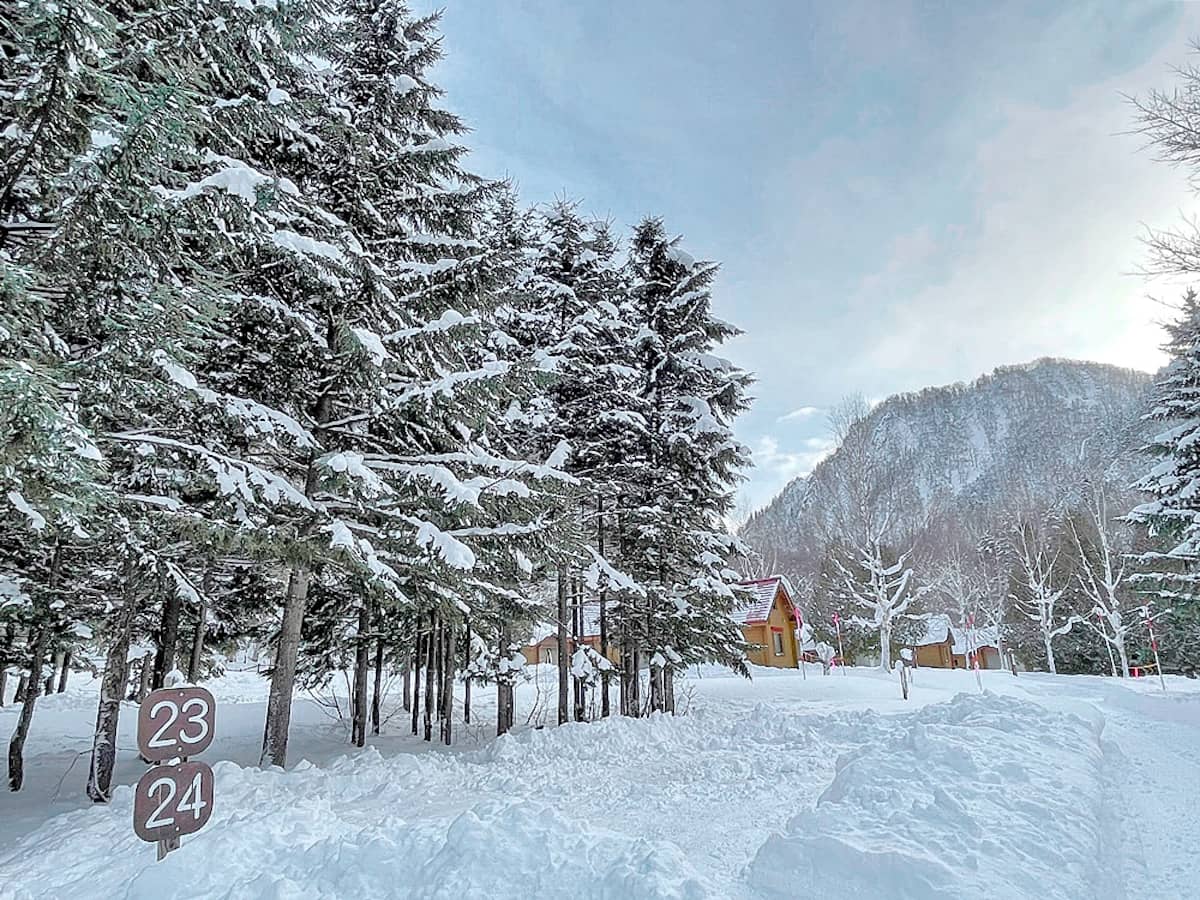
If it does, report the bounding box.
[153,350,316,448]
[107,433,312,510]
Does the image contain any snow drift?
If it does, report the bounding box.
[747,692,1117,900]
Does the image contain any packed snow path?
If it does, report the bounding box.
[1,667,1197,898]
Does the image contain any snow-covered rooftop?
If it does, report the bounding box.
[731,576,797,625]
[913,614,1000,654]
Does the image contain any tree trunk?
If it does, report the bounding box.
[409,627,421,735]
[136,651,154,702]
[56,649,71,693]
[497,622,512,736]
[188,603,206,683]
[87,572,139,802]
[8,626,48,791]
[9,539,63,789]
[351,602,370,748]
[598,497,611,718]
[620,640,633,717]
[371,637,384,736]
[572,579,586,723]
[434,617,443,721]
[403,657,412,715]
[260,378,332,768]
[879,618,893,672]
[44,651,58,696]
[649,661,663,713]
[260,567,311,768]
[187,563,213,684]
[1116,637,1131,679]
[462,616,471,725]
[441,623,456,745]
[0,666,6,707]
[423,612,435,742]
[664,666,675,715]
[16,674,28,703]
[152,580,183,690]
[1044,633,1057,675]
[410,628,420,734]
[556,569,569,726]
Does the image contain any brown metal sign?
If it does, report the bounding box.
[132,761,215,843]
[136,686,216,762]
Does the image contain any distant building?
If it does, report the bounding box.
[520,603,618,666]
[911,614,1002,669]
[519,576,807,671]
[733,577,802,668]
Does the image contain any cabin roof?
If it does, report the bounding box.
[731,576,799,625]
[913,613,999,654]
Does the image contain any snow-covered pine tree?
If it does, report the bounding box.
[498,199,648,722]
[615,218,752,713]
[2,0,368,790]
[263,3,573,750]
[1128,290,1200,634]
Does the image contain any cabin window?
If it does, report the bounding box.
[773,632,784,656]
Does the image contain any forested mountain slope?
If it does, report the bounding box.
[742,358,1153,555]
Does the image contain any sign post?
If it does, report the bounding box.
[833,612,846,676]
[1144,608,1167,692]
[134,685,216,859]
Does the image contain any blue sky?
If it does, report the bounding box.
[414,0,1200,513]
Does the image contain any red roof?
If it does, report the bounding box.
[732,576,798,625]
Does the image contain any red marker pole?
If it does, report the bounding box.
[968,614,983,693]
[833,612,847,676]
[1145,611,1167,692]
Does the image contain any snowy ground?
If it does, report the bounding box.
[1,663,1198,899]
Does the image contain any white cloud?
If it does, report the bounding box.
[848,16,1200,388]
[777,405,821,422]
[738,434,837,518]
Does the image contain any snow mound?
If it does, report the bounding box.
[746,692,1114,900]
[2,747,709,900]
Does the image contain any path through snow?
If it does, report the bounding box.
[1,666,1197,899]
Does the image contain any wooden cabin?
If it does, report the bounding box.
[520,577,806,671]
[911,615,1002,669]
[733,577,801,668]
[521,602,620,666]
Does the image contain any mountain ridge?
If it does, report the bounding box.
[741,357,1154,555]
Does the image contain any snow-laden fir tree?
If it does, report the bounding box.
[1129,291,1200,591]
[498,198,647,722]
[251,2,571,752]
[614,218,752,713]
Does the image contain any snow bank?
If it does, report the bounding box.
[746,692,1114,900]
[1,743,708,900]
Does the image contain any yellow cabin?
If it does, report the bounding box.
[733,577,801,668]
[910,614,1002,670]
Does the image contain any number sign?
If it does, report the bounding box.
[133,761,215,843]
[136,686,216,761]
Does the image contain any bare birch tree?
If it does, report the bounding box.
[1071,488,1137,677]
[1010,510,1072,674]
